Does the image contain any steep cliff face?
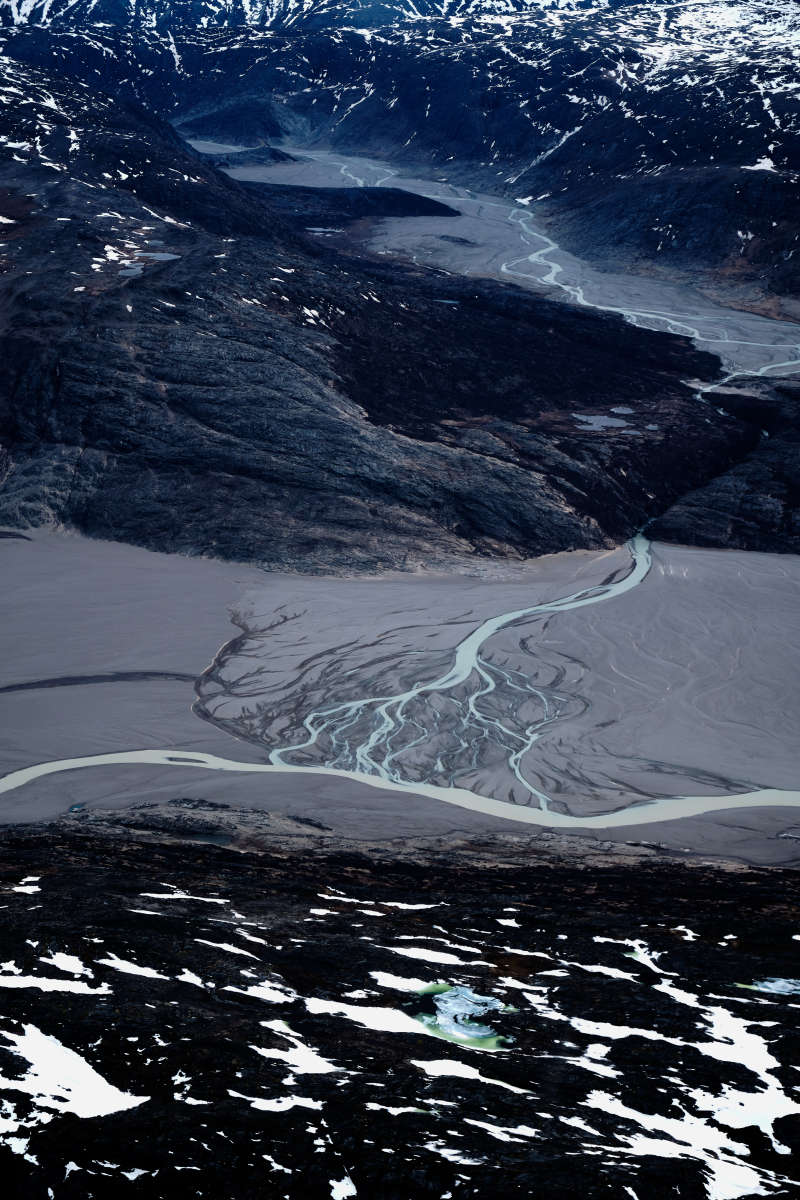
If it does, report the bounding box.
[652,380,800,553]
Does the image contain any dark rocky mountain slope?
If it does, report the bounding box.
[0,2,797,565]
[1,47,774,569]
[3,0,798,308]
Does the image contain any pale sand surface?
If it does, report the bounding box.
[461,542,800,808]
[0,531,513,838]
[0,527,263,680]
[1,529,799,862]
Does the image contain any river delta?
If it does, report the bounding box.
[1,527,799,865]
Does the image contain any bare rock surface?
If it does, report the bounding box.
[0,827,799,1196]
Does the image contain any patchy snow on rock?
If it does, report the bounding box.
[0,1024,148,1121]
[254,1021,342,1076]
[38,953,92,977]
[10,876,41,895]
[140,888,228,904]
[195,939,259,959]
[95,953,169,981]
[381,945,471,966]
[224,978,297,1004]
[411,1058,528,1093]
[743,157,777,172]
[229,1089,323,1113]
[176,968,208,988]
[370,970,434,992]
[464,1117,539,1142]
[0,974,110,995]
[330,1176,357,1199]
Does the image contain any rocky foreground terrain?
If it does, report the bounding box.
[1,822,799,1198]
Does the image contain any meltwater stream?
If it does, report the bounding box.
[224,145,800,382]
[267,535,653,808]
[1,534,799,830]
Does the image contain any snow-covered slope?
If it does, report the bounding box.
[3,0,796,301]
[0,0,649,30]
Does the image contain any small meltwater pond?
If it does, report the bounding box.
[413,984,513,1051]
[740,978,800,996]
[119,248,180,278]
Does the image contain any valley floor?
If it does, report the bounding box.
[1,528,798,866]
[224,145,800,380]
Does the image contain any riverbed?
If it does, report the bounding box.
[222,145,800,382]
[1,529,798,864]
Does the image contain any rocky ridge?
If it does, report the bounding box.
[0,3,798,564]
[3,0,798,307]
[0,824,799,1197]
[2,43,777,569]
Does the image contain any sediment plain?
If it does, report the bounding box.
[2,528,798,866]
